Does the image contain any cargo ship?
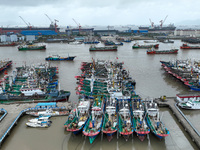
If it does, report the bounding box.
[89,46,117,51]
[0,42,17,47]
[147,48,178,54]
[180,44,200,49]
[0,26,60,34]
[18,44,46,51]
[132,43,159,49]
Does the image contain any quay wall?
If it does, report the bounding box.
[155,97,200,148]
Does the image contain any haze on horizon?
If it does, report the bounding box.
[0,0,200,27]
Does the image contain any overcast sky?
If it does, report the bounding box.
[0,0,200,27]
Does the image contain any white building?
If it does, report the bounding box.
[10,34,18,42]
[26,35,35,41]
[174,29,200,37]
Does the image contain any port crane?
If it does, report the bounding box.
[149,19,154,28]
[45,14,54,27]
[160,15,168,28]
[72,18,81,33]
[44,14,59,32]
[19,16,32,30]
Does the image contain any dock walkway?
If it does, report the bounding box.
[0,102,71,146]
[155,97,200,148]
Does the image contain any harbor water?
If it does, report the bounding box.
[0,40,200,150]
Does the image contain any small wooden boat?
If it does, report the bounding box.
[145,100,169,140]
[45,55,76,61]
[102,97,118,142]
[118,100,133,141]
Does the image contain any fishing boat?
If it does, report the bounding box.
[176,94,200,103]
[179,99,200,109]
[145,100,169,140]
[143,40,157,43]
[162,39,174,43]
[102,97,118,142]
[0,60,12,73]
[0,64,71,103]
[18,44,46,51]
[132,43,159,49]
[160,59,200,91]
[26,108,69,116]
[118,99,133,141]
[26,121,51,128]
[147,48,178,54]
[64,98,91,135]
[180,44,200,49]
[89,46,117,51]
[45,55,76,61]
[84,41,100,44]
[132,100,150,141]
[28,116,52,123]
[82,96,104,144]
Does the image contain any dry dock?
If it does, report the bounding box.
[155,97,200,148]
[0,102,72,147]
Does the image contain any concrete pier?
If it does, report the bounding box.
[154,97,200,148]
[0,102,72,146]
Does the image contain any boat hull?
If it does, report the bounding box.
[18,45,46,51]
[147,49,178,54]
[45,56,76,61]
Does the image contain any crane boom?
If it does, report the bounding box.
[72,18,81,33]
[19,16,29,26]
[45,14,53,24]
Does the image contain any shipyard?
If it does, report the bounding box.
[1,1,200,150]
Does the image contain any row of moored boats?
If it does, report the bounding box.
[64,59,169,143]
